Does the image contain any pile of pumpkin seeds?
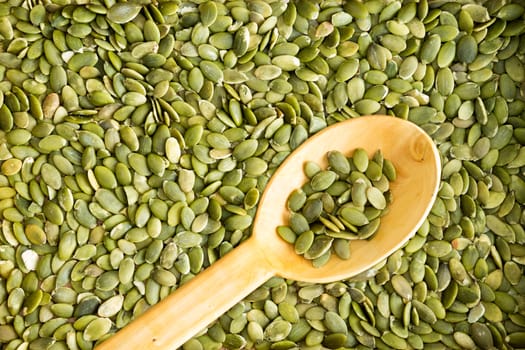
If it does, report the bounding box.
[0,0,524,349]
[277,149,395,267]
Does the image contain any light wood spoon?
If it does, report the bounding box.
[96,115,441,350]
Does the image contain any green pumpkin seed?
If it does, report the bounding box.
[272,56,301,71]
[295,230,314,255]
[457,35,478,64]
[108,3,142,24]
[200,61,224,83]
[83,317,112,341]
[340,207,369,226]
[328,151,350,174]
[310,171,338,191]
[254,65,283,81]
[420,34,441,64]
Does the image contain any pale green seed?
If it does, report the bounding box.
[83,317,112,341]
[366,187,387,210]
[107,3,142,23]
[254,65,282,80]
[352,148,369,172]
[354,99,381,115]
[277,225,296,244]
[271,56,301,71]
[200,61,224,83]
[398,56,418,80]
[335,59,359,82]
[420,34,441,64]
[199,2,218,27]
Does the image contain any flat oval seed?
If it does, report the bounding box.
[95,189,124,214]
[25,224,47,245]
[328,150,350,174]
[199,2,218,27]
[271,56,301,71]
[41,164,62,190]
[295,230,314,255]
[254,65,282,80]
[333,239,351,260]
[287,189,307,212]
[224,214,252,231]
[152,268,177,286]
[391,275,413,300]
[165,137,181,164]
[420,34,441,64]
[1,159,22,176]
[107,3,142,24]
[200,61,224,83]
[382,331,407,350]
[83,317,112,341]
[289,212,310,234]
[426,240,453,257]
[122,92,147,106]
[324,311,348,334]
[6,129,32,146]
[38,135,68,153]
[98,295,124,318]
[310,171,338,191]
[457,35,478,63]
[93,166,118,189]
[304,235,333,260]
[352,148,369,172]
[339,207,369,226]
[366,187,387,209]
[398,56,418,80]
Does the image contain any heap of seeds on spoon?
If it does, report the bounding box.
[278,148,396,268]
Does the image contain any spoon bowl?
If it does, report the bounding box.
[97,115,441,350]
[254,115,441,282]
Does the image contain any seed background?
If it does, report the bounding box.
[0,0,524,349]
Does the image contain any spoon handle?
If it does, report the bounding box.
[95,238,273,350]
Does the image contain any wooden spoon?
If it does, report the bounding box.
[96,115,441,350]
